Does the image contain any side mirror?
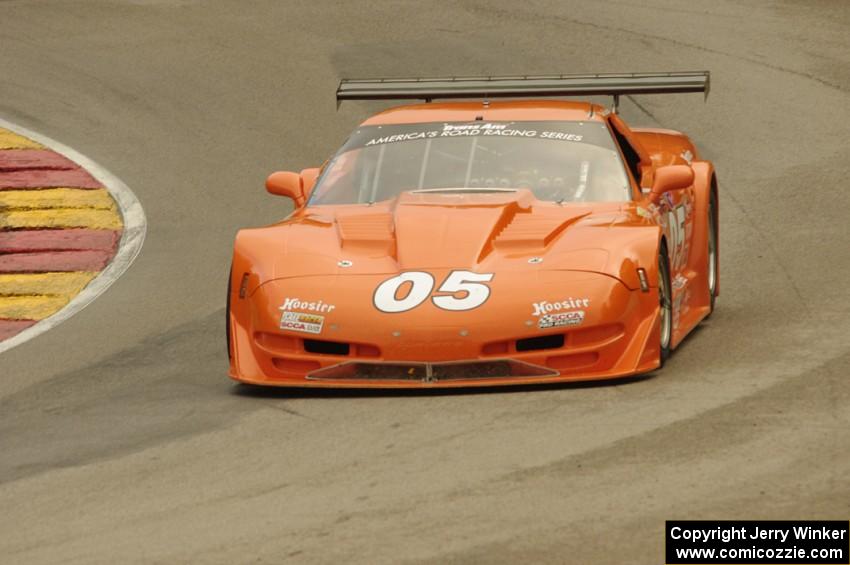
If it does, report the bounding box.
[266,171,305,206]
[651,165,694,200]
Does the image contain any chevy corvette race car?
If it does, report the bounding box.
[228,72,718,387]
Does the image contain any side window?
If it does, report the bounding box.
[610,124,642,185]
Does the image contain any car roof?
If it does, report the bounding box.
[360,100,608,126]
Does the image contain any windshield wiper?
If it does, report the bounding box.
[409,187,518,194]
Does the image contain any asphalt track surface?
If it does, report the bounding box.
[1,1,848,563]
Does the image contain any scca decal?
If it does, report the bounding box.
[374,270,494,313]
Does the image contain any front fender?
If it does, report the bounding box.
[544,225,662,290]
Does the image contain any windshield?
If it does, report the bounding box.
[309,120,631,206]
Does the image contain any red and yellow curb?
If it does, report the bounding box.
[0,128,123,342]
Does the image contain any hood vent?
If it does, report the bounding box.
[336,212,395,255]
[492,211,586,251]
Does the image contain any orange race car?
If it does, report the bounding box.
[227,72,718,388]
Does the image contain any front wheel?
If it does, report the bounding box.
[658,243,673,366]
[226,267,232,361]
[707,190,718,314]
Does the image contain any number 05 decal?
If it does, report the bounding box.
[373,270,494,313]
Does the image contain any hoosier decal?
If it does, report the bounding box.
[531,297,590,317]
[280,297,336,313]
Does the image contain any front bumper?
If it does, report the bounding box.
[228,270,662,388]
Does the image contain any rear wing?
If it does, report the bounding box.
[336,71,709,112]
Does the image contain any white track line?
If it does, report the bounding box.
[0,117,147,355]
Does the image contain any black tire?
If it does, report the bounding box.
[658,243,673,367]
[707,190,718,315]
[226,267,233,361]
